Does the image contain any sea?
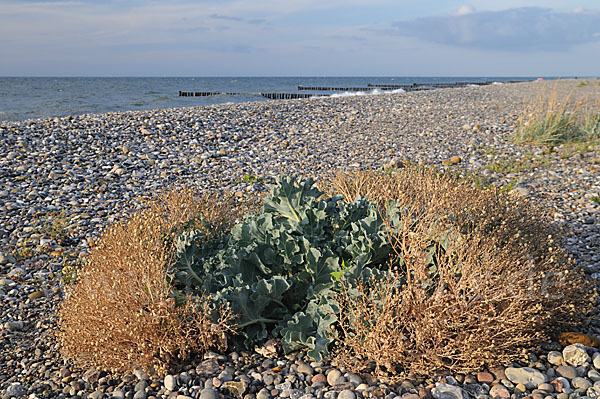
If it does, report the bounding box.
[0,76,545,122]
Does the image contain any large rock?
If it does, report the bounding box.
[431,384,469,399]
[505,367,547,389]
[563,344,590,367]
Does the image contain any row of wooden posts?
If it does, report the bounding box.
[178,81,531,100]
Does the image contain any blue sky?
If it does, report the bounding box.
[1,0,599,76]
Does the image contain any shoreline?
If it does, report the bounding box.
[1,78,600,398]
[0,77,549,123]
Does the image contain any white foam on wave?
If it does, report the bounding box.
[328,88,405,98]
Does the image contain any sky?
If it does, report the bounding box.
[1,0,600,76]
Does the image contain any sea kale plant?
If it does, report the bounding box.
[169,176,395,360]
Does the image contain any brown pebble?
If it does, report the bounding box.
[477,372,495,384]
[311,374,327,384]
[418,388,433,399]
[489,367,506,380]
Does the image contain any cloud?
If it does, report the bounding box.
[455,5,474,16]
[393,7,600,51]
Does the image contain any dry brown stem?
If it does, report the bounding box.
[57,188,247,375]
[329,167,592,377]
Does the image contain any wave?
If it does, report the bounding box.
[328,88,405,98]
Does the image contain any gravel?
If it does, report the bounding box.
[1,78,600,399]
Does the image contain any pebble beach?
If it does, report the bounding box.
[1,79,600,399]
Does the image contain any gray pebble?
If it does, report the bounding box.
[199,388,219,399]
[5,320,24,331]
[133,390,147,399]
[572,377,592,390]
[338,390,356,399]
[557,365,578,380]
[4,383,26,398]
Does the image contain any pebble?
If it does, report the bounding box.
[338,390,356,399]
[548,351,564,366]
[164,375,178,392]
[199,388,218,399]
[557,365,578,379]
[572,377,592,390]
[593,353,600,370]
[133,391,147,399]
[326,369,344,386]
[431,384,469,399]
[5,320,24,331]
[505,367,547,389]
[4,383,26,398]
[488,384,510,399]
[476,372,494,383]
[563,344,590,366]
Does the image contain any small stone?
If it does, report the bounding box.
[112,390,125,399]
[548,351,564,366]
[450,156,462,164]
[537,383,554,393]
[558,332,600,347]
[218,370,233,382]
[83,368,101,384]
[28,290,44,300]
[550,378,570,393]
[134,369,149,381]
[490,367,506,381]
[297,362,314,375]
[563,344,590,367]
[488,384,510,399]
[199,388,218,399]
[135,381,148,392]
[345,373,362,385]
[572,377,592,390]
[505,367,547,389]
[133,391,147,399]
[312,374,327,384]
[196,359,220,376]
[403,395,421,399]
[256,388,271,399]
[6,320,24,331]
[556,393,569,399]
[164,375,178,392]
[556,365,577,379]
[338,390,356,399]
[514,383,527,394]
[477,372,494,383]
[5,383,26,398]
[223,381,248,398]
[89,391,104,399]
[327,369,344,386]
[431,384,469,399]
[593,353,600,370]
[589,369,600,382]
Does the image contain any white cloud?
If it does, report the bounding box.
[393,7,600,51]
[456,5,474,16]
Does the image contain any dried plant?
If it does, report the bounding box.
[57,188,249,375]
[328,167,592,377]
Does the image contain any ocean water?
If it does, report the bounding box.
[0,76,540,122]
